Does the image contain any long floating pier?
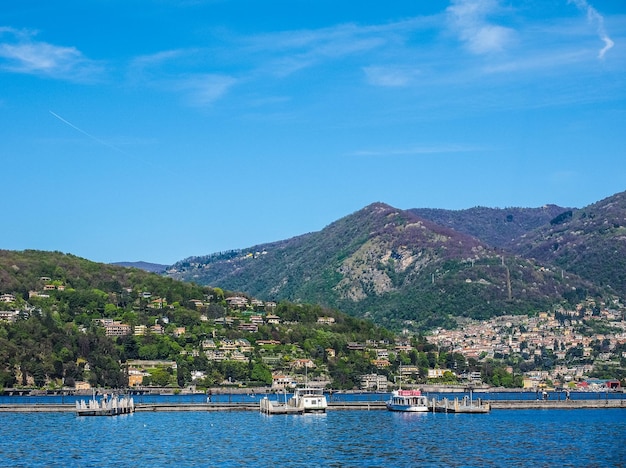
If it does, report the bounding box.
[0,399,624,413]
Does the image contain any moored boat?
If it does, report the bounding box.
[287,387,328,413]
[386,389,428,412]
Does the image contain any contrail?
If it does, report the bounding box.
[49,110,133,157]
[569,0,614,59]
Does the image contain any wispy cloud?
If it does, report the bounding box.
[129,50,238,106]
[363,66,420,87]
[126,19,424,104]
[0,27,103,81]
[174,74,238,106]
[482,50,588,74]
[238,18,426,78]
[446,0,516,54]
[568,0,614,59]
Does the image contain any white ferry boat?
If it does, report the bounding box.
[386,389,428,412]
[287,387,328,413]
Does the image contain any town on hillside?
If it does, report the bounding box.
[1,281,625,393]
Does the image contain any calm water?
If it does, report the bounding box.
[0,409,624,467]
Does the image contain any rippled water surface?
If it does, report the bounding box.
[1,409,624,467]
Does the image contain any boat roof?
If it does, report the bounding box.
[396,390,422,396]
[295,387,324,395]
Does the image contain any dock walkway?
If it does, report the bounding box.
[0,399,624,413]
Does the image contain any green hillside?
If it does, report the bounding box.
[0,250,398,390]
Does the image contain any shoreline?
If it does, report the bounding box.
[4,385,623,397]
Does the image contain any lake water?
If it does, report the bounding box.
[1,408,624,467]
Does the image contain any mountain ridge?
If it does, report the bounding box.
[168,197,616,329]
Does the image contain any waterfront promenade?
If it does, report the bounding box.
[1,398,624,413]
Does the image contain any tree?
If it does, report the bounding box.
[250,362,272,385]
[176,360,192,387]
[150,368,172,387]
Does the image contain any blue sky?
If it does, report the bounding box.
[1,0,625,265]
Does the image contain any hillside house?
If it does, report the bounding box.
[238,323,258,332]
[317,316,335,325]
[347,342,365,351]
[0,310,18,322]
[428,368,449,379]
[202,339,217,349]
[266,314,281,324]
[101,321,132,337]
[128,368,150,387]
[399,365,420,377]
[250,299,264,308]
[226,296,248,309]
[205,350,227,361]
[360,374,389,391]
[0,293,16,303]
[372,359,390,369]
[272,374,296,390]
[148,298,167,309]
[236,339,254,353]
[290,358,315,369]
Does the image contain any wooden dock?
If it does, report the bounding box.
[430,397,490,414]
[259,397,304,415]
[489,399,626,410]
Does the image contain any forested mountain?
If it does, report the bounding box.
[409,192,626,298]
[169,203,603,330]
[509,191,626,298]
[409,205,568,249]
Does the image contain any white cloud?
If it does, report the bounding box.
[0,27,103,81]
[174,74,238,107]
[568,0,614,59]
[363,66,419,87]
[446,0,516,54]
